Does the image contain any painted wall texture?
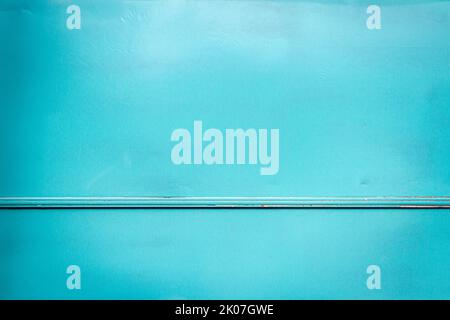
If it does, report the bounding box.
[0,0,449,299]
[0,209,449,299]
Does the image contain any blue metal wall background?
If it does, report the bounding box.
[0,0,449,299]
[1,0,449,198]
[0,209,449,299]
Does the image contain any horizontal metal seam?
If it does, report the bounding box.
[0,197,449,209]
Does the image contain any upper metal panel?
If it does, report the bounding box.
[0,1,449,202]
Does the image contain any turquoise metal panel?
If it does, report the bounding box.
[1,0,449,203]
[0,209,449,299]
[0,0,449,300]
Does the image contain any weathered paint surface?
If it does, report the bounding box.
[0,1,449,299]
[1,0,449,200]
[0,209,449,299]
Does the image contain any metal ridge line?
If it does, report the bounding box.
[0,196,449,208]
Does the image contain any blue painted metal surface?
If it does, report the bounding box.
[0,0,449,299]
[0,209,449,299]
[0,0,449,201]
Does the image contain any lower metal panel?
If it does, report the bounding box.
[0,209,449,299]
